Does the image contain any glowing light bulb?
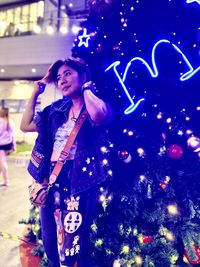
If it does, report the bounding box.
[128,131,134,136]
[139,175,146,181]
[46,25,54,34]
[166,118,172,123]
[107,169,113,176]
[102,159,108,165]
[157,112,163,119]
[82,167,87,172]
[122,245,130,254]
[99,195,106,202]
[167,204,178,215]
[135,255,143,265]
[71,25,81,34]
[165,231,174,241]
[137,148,145,156]
[100,146,108,153]
[60,26,68,34]
[33,25,41,34]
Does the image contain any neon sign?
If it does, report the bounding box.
[186,0,200,5]
[78,28,90,47]
[105,39,200,115]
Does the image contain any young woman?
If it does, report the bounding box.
[20,57,111,267]
[0,107,16,186]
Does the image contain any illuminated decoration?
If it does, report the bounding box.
[113,259,120,267]
[165,231,175,241]
[78,28,90,47]
[106,61,145,114]
[184,246,200,265]
[167,204,178,215]
[160,176,171,190]
[167,144,183,159]
[106,39,200,115]
[135,255,143,265]
[95,238,103,247]
[121,245,130,254]
[186,0,200,5]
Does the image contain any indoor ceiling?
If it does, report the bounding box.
[0,0,29,8]
[0,64,50,81]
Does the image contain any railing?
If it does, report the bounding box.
[0,0,90,38]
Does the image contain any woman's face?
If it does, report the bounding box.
[56,64,84,98]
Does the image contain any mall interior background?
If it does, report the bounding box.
[0,0,88,143]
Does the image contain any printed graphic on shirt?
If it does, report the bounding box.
[53,121,77,158]
[54,196,82,263]
[65,235,80,257]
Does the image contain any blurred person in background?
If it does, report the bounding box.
[0,107,16,186]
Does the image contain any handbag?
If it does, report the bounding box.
[28,180,49,207]
[28,109,88,207]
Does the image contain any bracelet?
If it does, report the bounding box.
[81,86,94,93]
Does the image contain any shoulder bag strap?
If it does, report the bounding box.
[48,109,88,186]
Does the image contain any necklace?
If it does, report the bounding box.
[71,107,77,122]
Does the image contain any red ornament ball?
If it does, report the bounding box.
[184,246,200,265]
[167,144,183,159]
[142,235,154,243]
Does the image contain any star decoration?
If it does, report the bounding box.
[78,28,90,47]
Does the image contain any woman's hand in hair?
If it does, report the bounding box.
[33,70,50,96]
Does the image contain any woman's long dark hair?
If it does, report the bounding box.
[0,107,10,130]
[46,57,91,84]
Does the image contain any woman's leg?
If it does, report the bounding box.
[57,188,98,267]
[78,188,98,267]
[40,204,60,267]
[0,150,9,185]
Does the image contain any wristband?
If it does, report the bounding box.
[81,85,94,93]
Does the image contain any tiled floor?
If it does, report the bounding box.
[0,159,31,267]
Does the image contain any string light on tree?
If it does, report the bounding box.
[187,136,200,151]
[71,0,200,265]
[135,255,143,266]
[137,148,145,157]
[167,204,179,215]
[165,231,175,241]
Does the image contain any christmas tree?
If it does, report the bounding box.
[71,0,200,266]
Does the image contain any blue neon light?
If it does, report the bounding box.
[78,28,90,47]
[186,0,200,5]
[105,39,200,115]
[105,62,145,114]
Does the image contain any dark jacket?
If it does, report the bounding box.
[28,97,108,195]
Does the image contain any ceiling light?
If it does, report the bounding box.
[46,25,54,34]
[60,26,68,34]
[71,25,81,34]
[33,25,42,34]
